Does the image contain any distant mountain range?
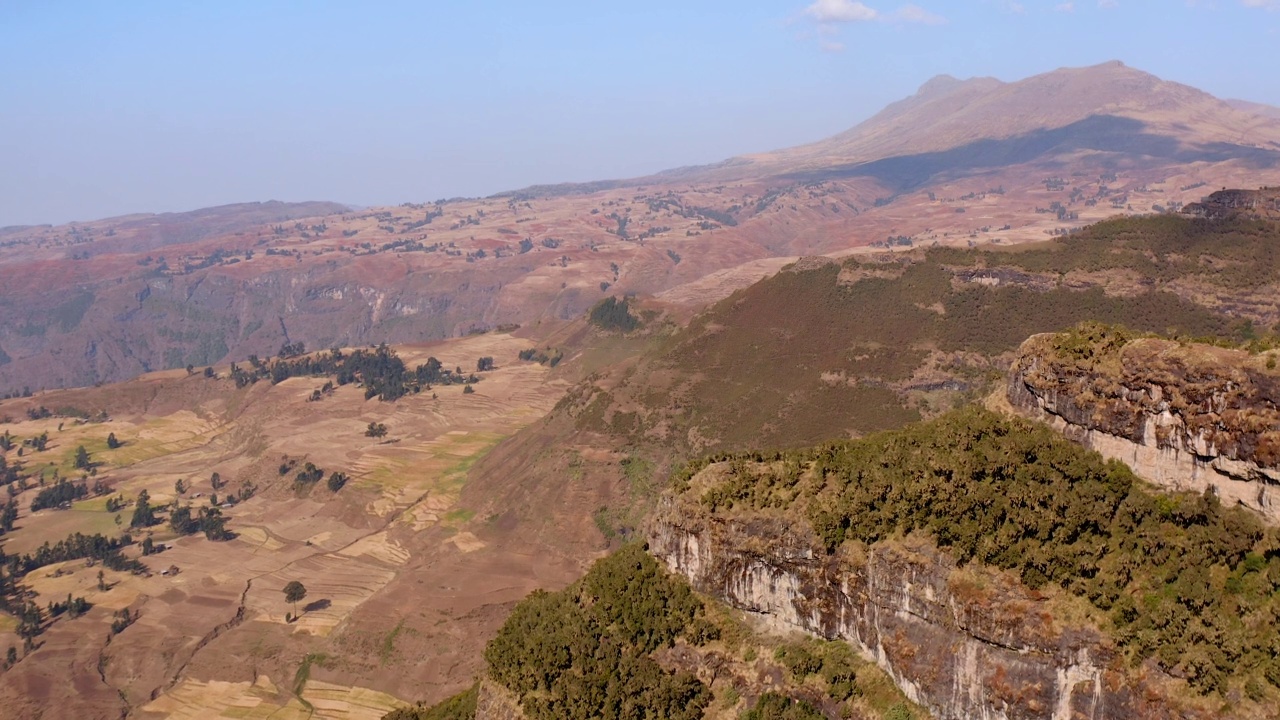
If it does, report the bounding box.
[1,62,1278,394]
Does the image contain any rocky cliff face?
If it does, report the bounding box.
[649,496,1208,720]
[1182,188,1280,220]
[1007,334,1280,523]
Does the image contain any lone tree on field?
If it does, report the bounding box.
[74,445,91,470]
[283,581,307,620]
[365,422,388,438]
[131,490,156,528]
[106,432,121,449]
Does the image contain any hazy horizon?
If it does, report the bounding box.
[4,0,1279,227]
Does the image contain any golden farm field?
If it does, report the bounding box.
[0,332,571,719]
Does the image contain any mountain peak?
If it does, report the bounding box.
[916,74,962,96]
[914,73,1002,99]
[740,61,1280,179]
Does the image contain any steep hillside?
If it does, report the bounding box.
[417,209,1280,630]
[545,214,1278,470]
[437,214,1280,647]
[390,211,1280,718]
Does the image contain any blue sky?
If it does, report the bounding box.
[2,0,1278,226]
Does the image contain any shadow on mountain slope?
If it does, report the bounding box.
[785,115,1280,190]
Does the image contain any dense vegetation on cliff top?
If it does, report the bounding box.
[482,544,713,720]
[388,545,714,720]
[684,407,1280,697]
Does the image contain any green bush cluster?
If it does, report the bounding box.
[483,544,713,720]
[168,504,232,541]
[1048,321,1136,368]
[30,477,89,511]
[697,407,1280,695]
[227,344,478,400]
[384,683,478,720]
[518,346,564,367]
[742,692,825,720]
[589,297,640,333]
[773,639,859,701]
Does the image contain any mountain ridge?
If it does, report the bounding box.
[1229,98,1280,121]
[511,61,1280,194]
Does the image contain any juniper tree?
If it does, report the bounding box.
[283,581,307,619]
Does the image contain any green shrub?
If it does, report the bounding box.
[773,644,821,679]
[884,702,915,720]
[742,692,824,720]
[588,296,640,333]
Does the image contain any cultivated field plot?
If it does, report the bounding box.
[141,674,402,720]
[0,332,569,719]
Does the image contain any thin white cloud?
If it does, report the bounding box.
[802,1,948,28]
[1056,2,1076,11]
[894,3,949,24]
[798,0,946,49]
[805,0,878,22]
[1243,0,1279,8]
[1098,0,1119,8]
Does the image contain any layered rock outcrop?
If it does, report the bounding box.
[1008,334,1280,522]
[1182,188,1280,220]
[649,499,1198,720]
